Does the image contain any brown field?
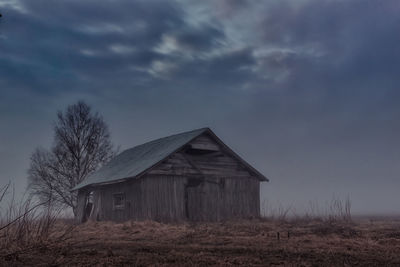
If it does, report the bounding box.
[1,218,400,266]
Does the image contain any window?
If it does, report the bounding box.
[113,193,125,209]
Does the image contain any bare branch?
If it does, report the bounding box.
[0,182,10,203]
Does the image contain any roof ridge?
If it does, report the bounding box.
[122,127,209,154]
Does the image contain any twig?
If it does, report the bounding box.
[0,201,46,232]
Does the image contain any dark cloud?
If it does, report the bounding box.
[1,1,184,91]
[171,25,225,52]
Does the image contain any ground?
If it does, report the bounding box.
[2,218,400,266]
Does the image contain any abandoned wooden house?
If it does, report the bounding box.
[72,128,268,223]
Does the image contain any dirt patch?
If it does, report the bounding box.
[2,219,400,266]
[310,222,361,238]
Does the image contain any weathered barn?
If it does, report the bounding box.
[72,128,268,223]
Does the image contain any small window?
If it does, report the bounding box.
[113,193,125,209]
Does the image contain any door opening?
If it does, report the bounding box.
[184,178,203,220]
[82,191,94,223]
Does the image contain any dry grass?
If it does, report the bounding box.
[1,218,400,266]
[262,195,353,223]
[1,185,398,266]
[0,183,75,262]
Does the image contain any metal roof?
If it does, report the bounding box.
[72,127,268,191]
[72,128,208,191]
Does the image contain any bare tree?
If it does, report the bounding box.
[27,101,115,215]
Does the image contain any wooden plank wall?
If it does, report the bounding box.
[148,134,253,178]
[79,176,259,223]
[147,152,201,176]
[187,177,260,221]
[89,175,187,222]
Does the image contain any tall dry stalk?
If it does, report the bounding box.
[0,182,74,257]
[327,195,352,223]
[261,199,293,222]
[261,195,352,223]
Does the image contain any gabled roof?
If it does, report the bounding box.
[72,128,268,191]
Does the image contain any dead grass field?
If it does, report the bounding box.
[1,218,400,266]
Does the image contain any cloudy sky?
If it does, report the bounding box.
[0,0,399,215]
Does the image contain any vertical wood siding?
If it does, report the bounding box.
[87,175,187,222]
[186,177,260,221]
[78,175,259,223]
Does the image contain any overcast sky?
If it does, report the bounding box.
[0,0,399,215]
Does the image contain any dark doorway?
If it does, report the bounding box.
[82,191,94,223]
[185,178,203,221]
[185,178,221,221]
